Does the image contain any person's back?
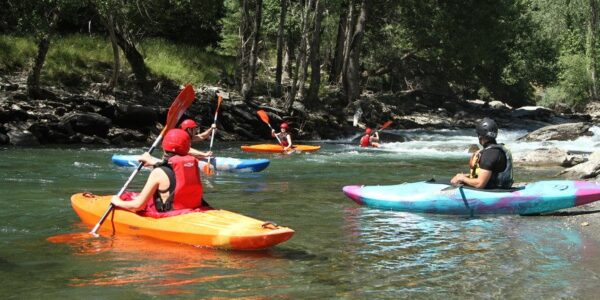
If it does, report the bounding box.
[111,129,204,214]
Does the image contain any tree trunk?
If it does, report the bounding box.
[113,25,150,96]
[294,0,314,106]
[306,0,324,105]
[274,0,288,97]
[329,2,347,84]
[106,13,120,92]
[340,0,355,89]
[344,0,367,106]
[241,0,263,102]
[27,9,59,99]
[587,0,598,100]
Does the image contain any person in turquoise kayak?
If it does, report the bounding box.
[450,117,513,189]
[271,122,293,151]
[359,128,380,147]
[180,119,216,159]
[110,128,208,215]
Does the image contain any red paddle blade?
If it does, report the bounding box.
[215,95,223,115]
[257,110,270,124]
[163,85,196,133]
[203,163,214,175]
[380,120,393,130]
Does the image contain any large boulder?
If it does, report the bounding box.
[7,129,40,146]
[60,112,112,137]
[113,104,158,129]
[513,147,590,167]
[559,151,600,179]
[517,122,593,141]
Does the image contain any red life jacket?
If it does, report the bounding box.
[145,155,203,214]
[359,134,371,147]
[278,132,290,147]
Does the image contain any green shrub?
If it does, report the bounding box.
[540,54,591,109]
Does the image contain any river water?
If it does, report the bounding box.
[1,128,600,299]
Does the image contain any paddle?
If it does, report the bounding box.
[376,120,393,132]
[90,85,196,235]
[257,109,283,146]
[203,94,223,175]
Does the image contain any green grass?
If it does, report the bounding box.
[0,34,235,87]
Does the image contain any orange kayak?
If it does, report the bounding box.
[241,144,321,153]
[71,193,294,250]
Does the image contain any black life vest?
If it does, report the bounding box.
[469,144,514,189]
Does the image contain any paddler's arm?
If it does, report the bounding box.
[284,135,292,151]
[450,169,492,189]
[111,169,161,211]
[193,124,216,141]
[188,147,213,159]
[138,152,160,167]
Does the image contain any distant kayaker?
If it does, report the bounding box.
[451,117,513,189]
[271,122,293,151]
[359,128,380,147]
[180,119,216,159]
[110,128,207,214]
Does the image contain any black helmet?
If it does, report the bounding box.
[476,117,498,139]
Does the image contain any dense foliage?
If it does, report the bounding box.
[0,0,598,110]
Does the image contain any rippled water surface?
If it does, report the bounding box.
[1,130,600,299]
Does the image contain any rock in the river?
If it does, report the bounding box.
[559,151,600,179]
[517,122,593,141]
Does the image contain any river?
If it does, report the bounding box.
[1,127,600,299]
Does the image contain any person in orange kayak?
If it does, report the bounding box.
[359,128,380,147]
[450,117,513,189]
[271,122,293,151]
[110,128,207,214]
[179,119,216,159]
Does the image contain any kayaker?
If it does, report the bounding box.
[359,128,380,147]
[180,119,216,159]
[110,128,206,214]
[271,122,293,151]
[450,117,513,189]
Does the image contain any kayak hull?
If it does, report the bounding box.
[71,193,294,250]
[342,180,600,215]
[111,154,270,173]
[241,144,321,153]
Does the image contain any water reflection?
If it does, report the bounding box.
[48,230,290,297]
[341,208,600,298]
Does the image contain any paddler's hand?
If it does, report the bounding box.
[210,123,217,131]
[111,195,123,207]
[205,151,213,157]
[138,152,156,167]
[451,173,467,185]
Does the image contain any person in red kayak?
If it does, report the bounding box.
[451,117,513,189]
[271,122,293,151]
[179,119,216,159]
[110,128,208,215]
[359,128,380,147]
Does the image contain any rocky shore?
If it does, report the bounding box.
[1,74,599,180]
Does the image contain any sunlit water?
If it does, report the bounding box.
[1,128,600,299]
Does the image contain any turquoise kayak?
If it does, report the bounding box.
[111,154,270,173]
[342,180,600,215]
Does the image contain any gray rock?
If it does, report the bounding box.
[60,112,112,137]
[513,147,568,166]
[518,122,593,141]
[559,151,600,179]
[7,130,39,146]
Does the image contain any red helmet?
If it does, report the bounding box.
[162,129,190,155]
[180,119,198,131]
[280,122,289,129]
[365,128,372,135]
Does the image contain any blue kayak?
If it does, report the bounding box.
[342,180,600,215]
[111,154,270,173]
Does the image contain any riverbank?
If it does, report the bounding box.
[2,71,598,146]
